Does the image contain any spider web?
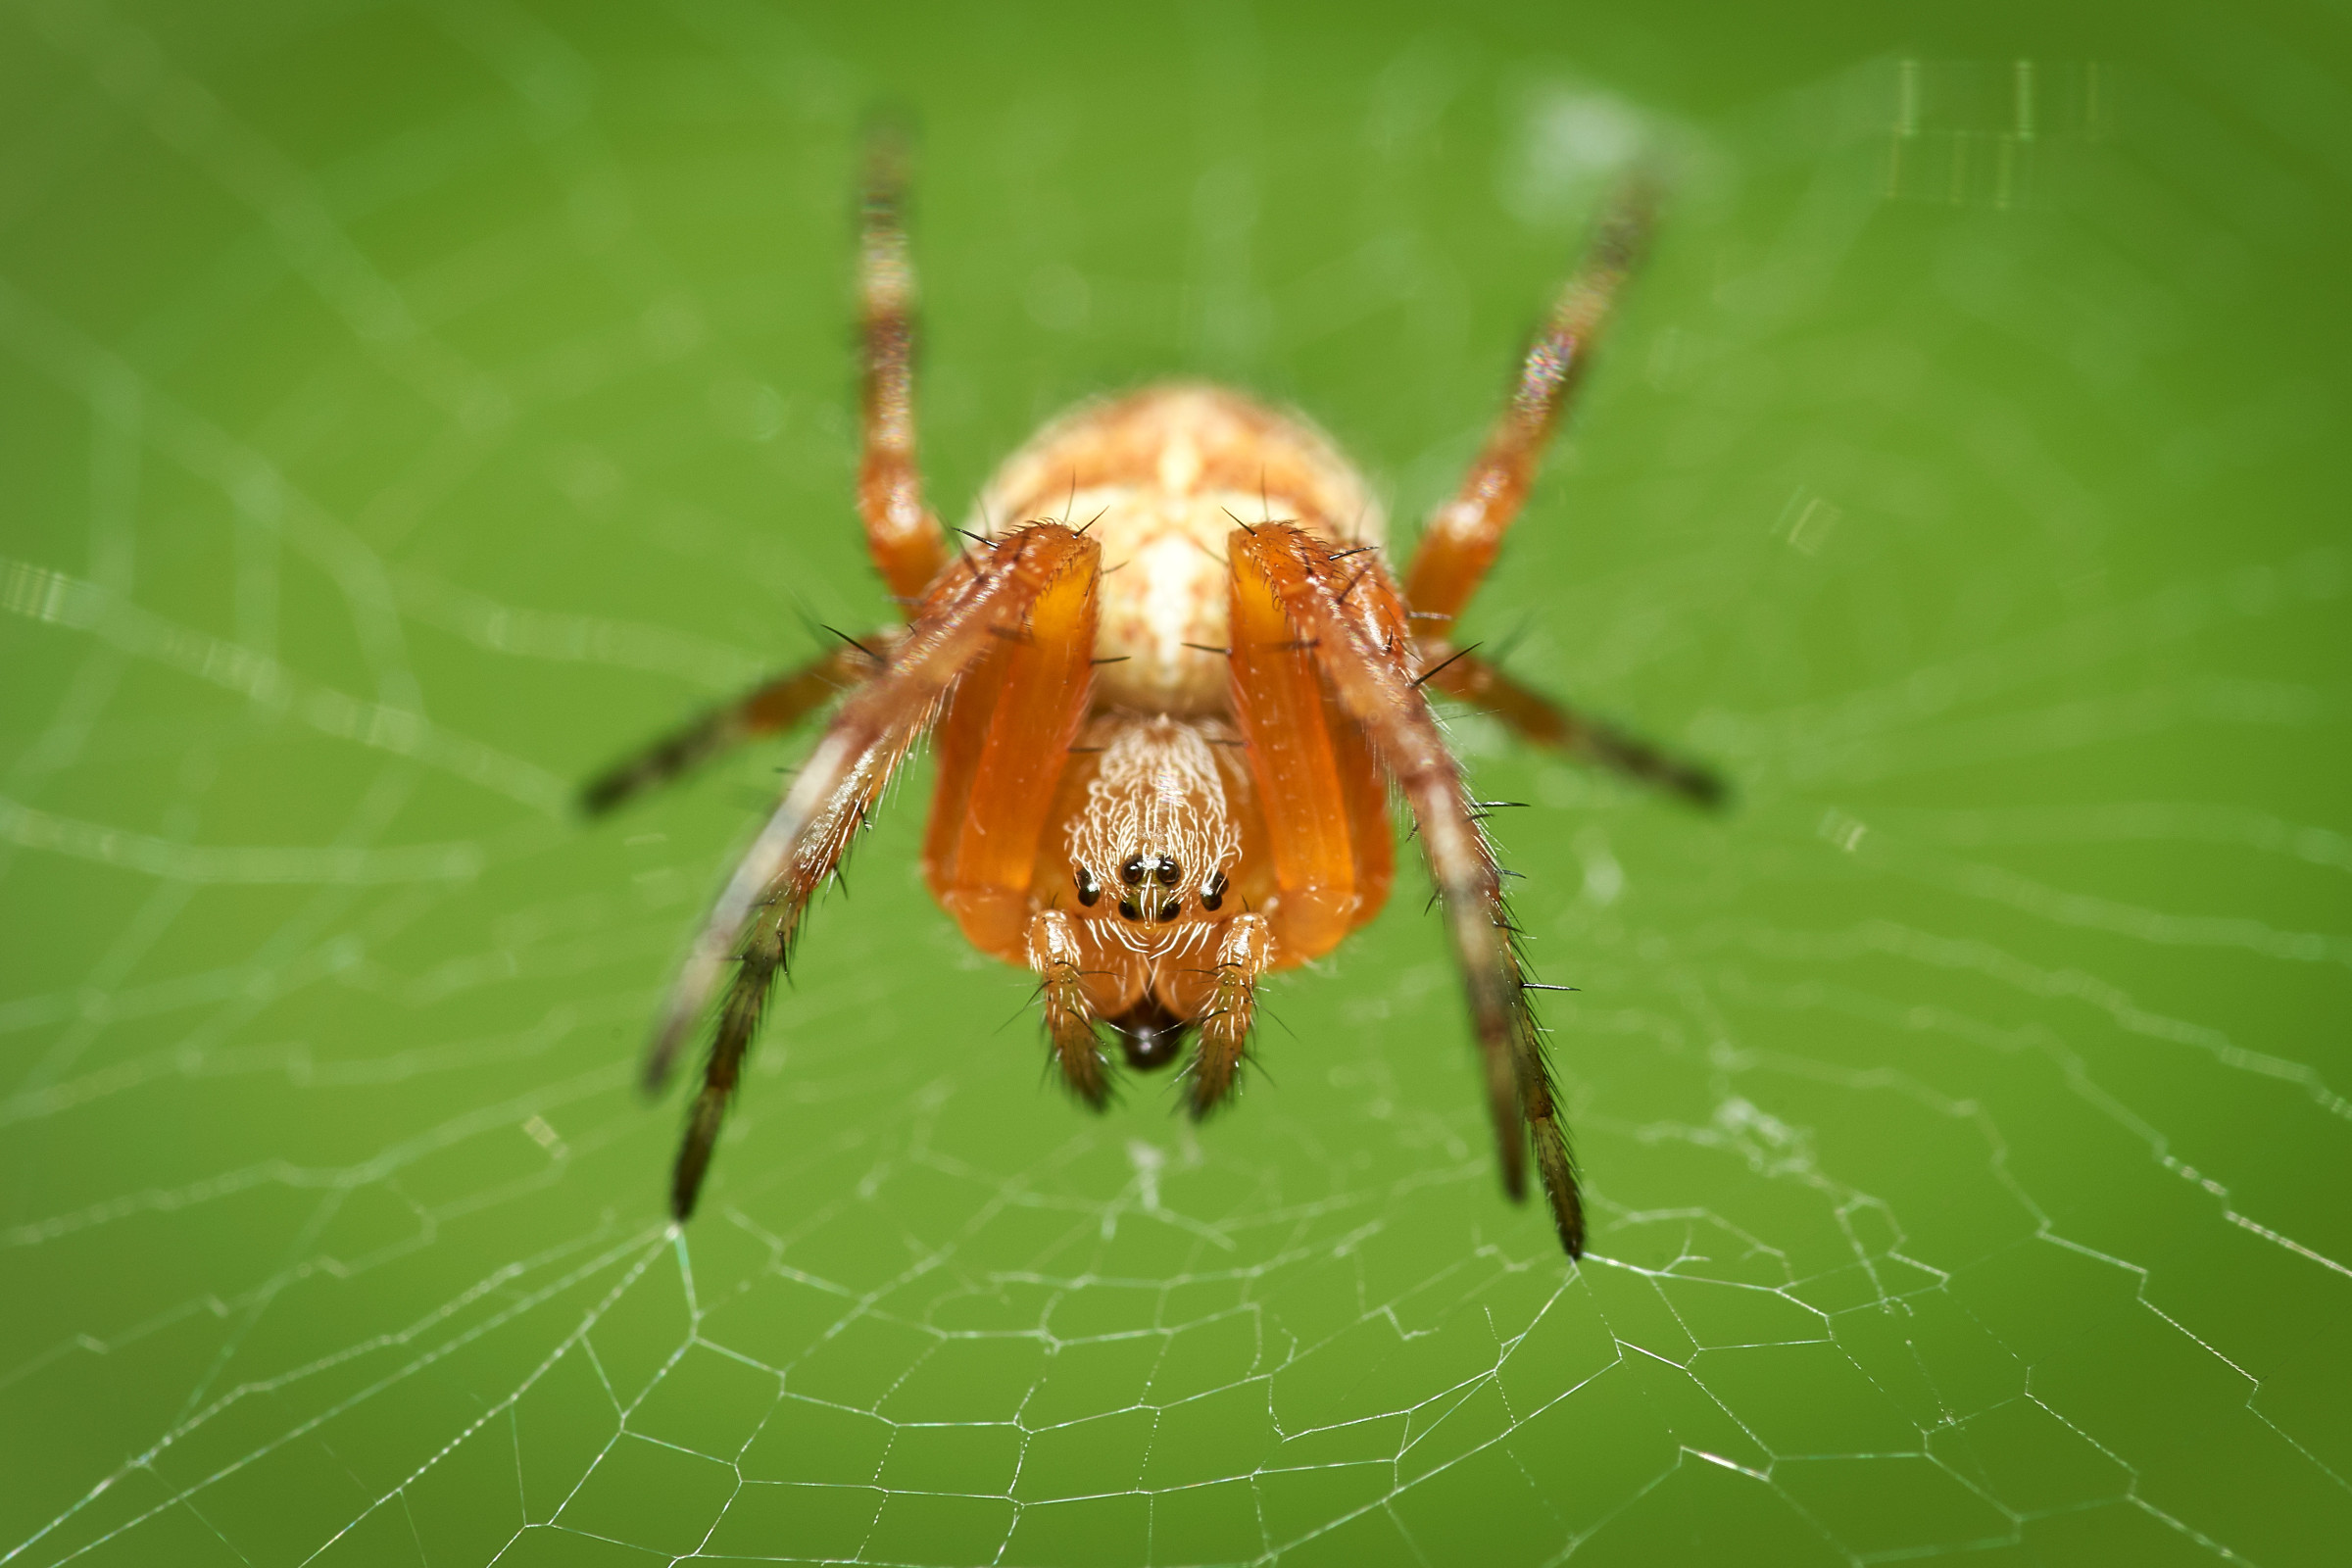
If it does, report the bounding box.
[4,4,2349,1565]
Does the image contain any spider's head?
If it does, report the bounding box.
[1063,717,1241,948]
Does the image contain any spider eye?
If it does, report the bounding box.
[1200,868,1228,912]
[1074,866,1101,906]
[1154,900,1180,922]
[1153,857,1181,886]
[1116,897,1142,921]
[1119,856,1147,886]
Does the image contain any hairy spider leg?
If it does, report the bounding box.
[1227,540,1396,962]
[1237,523,1586,1257]
[652,523,1098,1218]
[577,638,893,816]
[1401,174,1656,629]
[1421,646,1728,809]
[858,125,952,601]
[1175,539,1397,1117]
[913,537,1106,1101]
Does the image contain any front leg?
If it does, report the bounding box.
[651,522,1098,1220]
[1234,523,1587,1258]
[1227,533,1395,961]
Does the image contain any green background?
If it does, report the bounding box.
[3,1,2347,1564]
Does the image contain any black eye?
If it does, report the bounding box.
[1117,897,1141,921]
[1119,856,1146,886]
[1154,900,1181,922]
[1074,866,1101,906]
[1153,857,1181,886]
[1200,869,1228,912]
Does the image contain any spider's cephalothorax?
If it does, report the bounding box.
[583,135,1725,1258]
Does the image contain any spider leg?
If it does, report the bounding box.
[653,522,1098,1219]
[910,518,1108,1096]
[924,522,1100,956]
[1402,174,1655,631]
[1227,540,1396,960]
[1417,644,1727,809]
[1188,913,1270,1116]
[858,123,953,601]
[1235,524,1586,1257]
[578,637,892,816]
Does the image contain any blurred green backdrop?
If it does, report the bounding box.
[4,1,2348,1564]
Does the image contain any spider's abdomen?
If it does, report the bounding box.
[969,383,1385,714]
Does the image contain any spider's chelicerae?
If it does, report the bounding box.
[584,138,1723,1258]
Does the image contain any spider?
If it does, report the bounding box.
[582,135,1722,1258]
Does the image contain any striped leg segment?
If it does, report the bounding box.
[1419,645,1726,809]
[1234,523,1586,1257]
[1402,176,1656,632]
[578,639,887,817]
[858,125,952,601]
[651,523,1099,1219]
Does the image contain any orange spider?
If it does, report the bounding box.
[583,138,1722,1257]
